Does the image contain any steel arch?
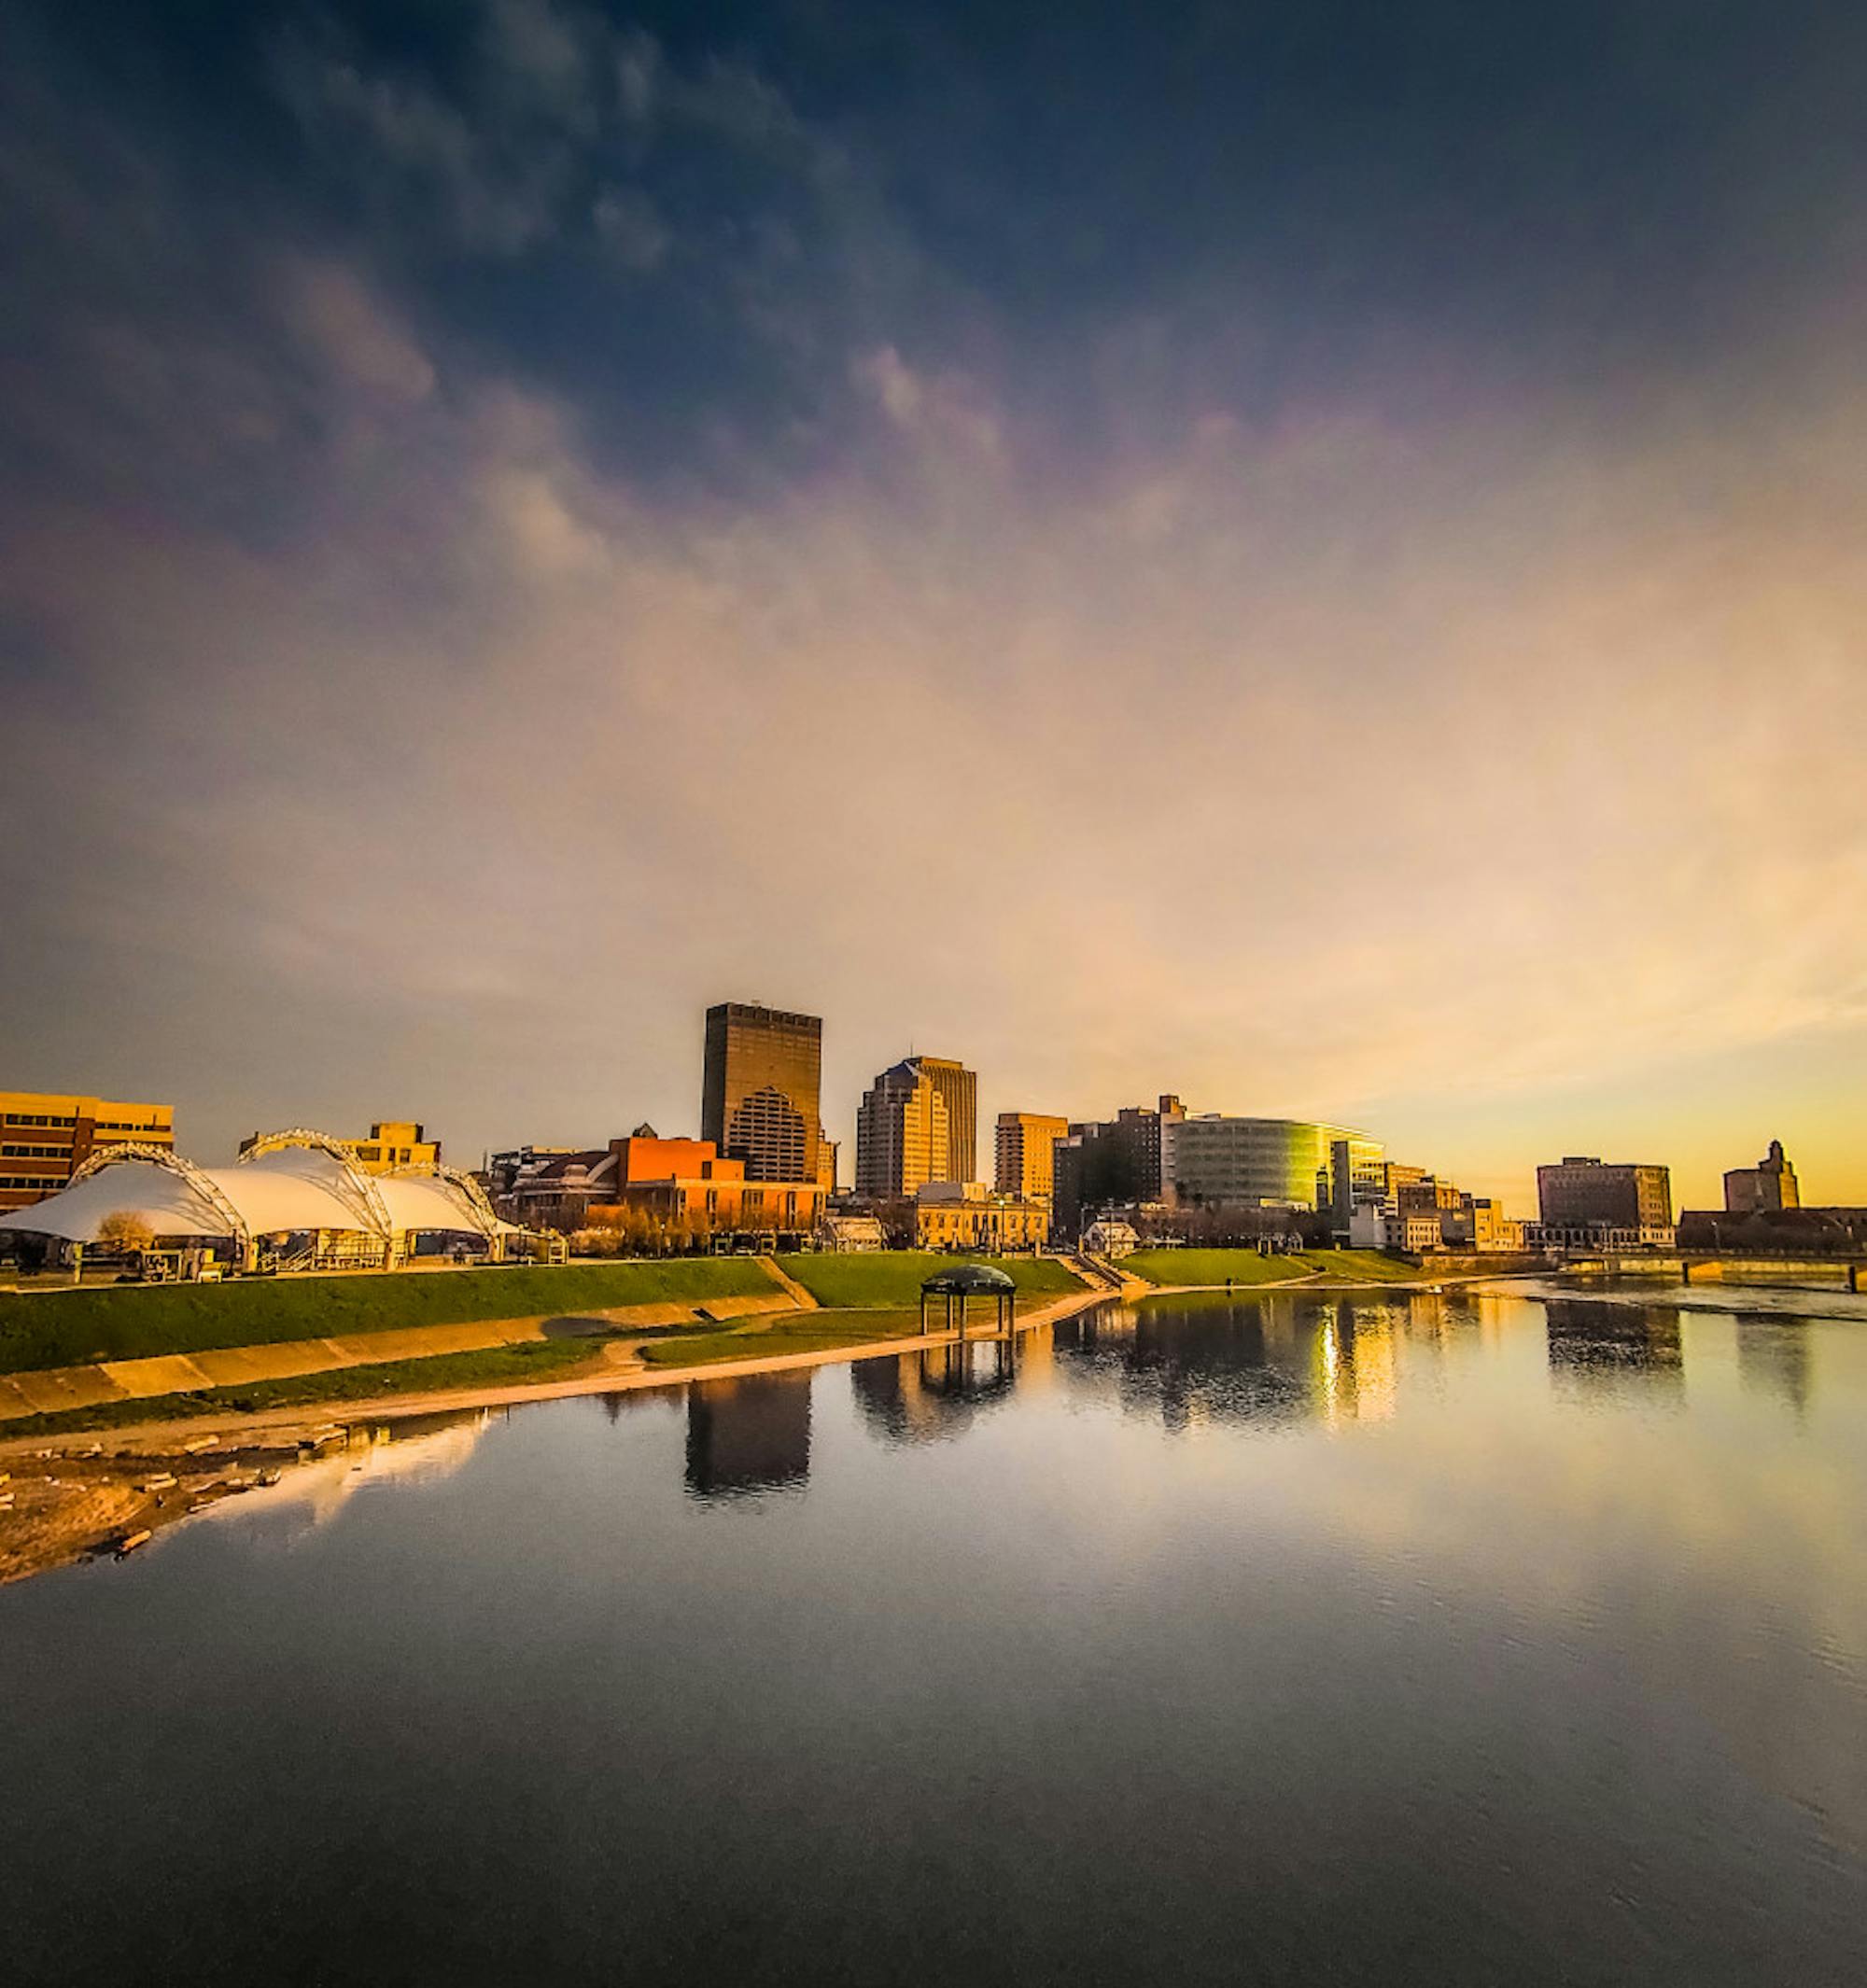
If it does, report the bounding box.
[237,1127,395,1242]
[66,1143,252,1247]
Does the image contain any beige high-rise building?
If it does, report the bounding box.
[995,1112,1070,1200]
[855,1058,951,1200]
[916,1057,976,1186]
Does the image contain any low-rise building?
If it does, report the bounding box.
[1537,1155,1674,1244]
[1348,1205,1443,1253]
[1084,1217,1140,1259]
[1,1089,175,1212]
[914,1181,1049,1252]
[816,1211,886,1252]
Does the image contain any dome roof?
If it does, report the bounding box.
[921,1263,1017,1294]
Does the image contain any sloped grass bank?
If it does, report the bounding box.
[774,1253,1084,1309]
[1123,1248,1432,1288]
[0,1258,774,1374]
[0,1336,611,1440]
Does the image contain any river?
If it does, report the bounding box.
[2,1286,1863,1985]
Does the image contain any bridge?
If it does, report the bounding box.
[1563,1252,1867,1292]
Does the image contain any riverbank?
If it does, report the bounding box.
[0,1280,1111,1584]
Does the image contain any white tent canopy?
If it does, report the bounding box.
[0,1138,516,1249]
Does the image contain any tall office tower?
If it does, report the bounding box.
[854,1058,951,1199]
[701,1002,826,1184]
[916,1057,977,1185]
[995,1112,1070,1199]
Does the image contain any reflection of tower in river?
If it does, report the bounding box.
[1543,1299,1684,1403]
[684,1372,812,1498]
[1313,1302,1398,1428]
[1734,1314,1812,1419]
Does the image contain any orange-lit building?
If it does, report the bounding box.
[1,1088,175,1212]
[995,1111,1070,1200]
[497,1125,824,1234]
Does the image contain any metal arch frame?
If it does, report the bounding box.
[237,1127,395,1242]
[385,1160,502,1238]
[66,1143,252,1248]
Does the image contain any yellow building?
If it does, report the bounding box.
[240,1119,442,1176]
[344,1121,441,1174]
[914,1182,1050,1251]
[1,1089,175,1212]
[995,1112,1070,1201]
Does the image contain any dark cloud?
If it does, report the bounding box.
[2,1,1865,1201]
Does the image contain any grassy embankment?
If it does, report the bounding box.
[0,1254,1095,1436]
[0,1337,611,1439]
[0,1258,776,1374]
[1121,1248,1435,1287]
[639,1257,1087,1372]
[2,1292,1061,1435]
[775,1253,1084,1308]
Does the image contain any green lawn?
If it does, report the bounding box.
[1123,1247,1428,1287]
[639,1308,928,1368]
[0,1336,609,1440]
[775,1253,1084,1309]
[0,1257,775,1374]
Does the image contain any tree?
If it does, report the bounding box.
[95,1211,155,1257]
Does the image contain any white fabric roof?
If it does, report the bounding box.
[0,1143,508,1244]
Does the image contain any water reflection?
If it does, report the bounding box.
[1543,1299,1685,1406]
[1053,1293,1442,1433]
[849,1338,1018,1446]
[1734,1313,1813,1420]
[683,1372,811,1500]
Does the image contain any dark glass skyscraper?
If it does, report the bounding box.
[701,1002,827,1184]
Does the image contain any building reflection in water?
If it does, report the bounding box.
[849,1338,1018,1447]
[1313,1300,1400,1430]
[1733,1312,1812,1420]
[684,1372,812,1500]
[1543,1299,1685,1405]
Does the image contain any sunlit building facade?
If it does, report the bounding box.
[855,1058,950,1199]
[1724,1140,1800,1214]
[702,1001,831,1186]
[995,1111,1071,1200]
[1162,1115,1380,1211]
[0,1088,175,1212]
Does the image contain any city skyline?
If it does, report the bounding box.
[5,998,1843,1222]
[3,3,1864,1218]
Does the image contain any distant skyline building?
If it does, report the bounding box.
[1,1088,175,1212]
[854,1057,950,1200]
[1162,1114,1379,1212]
[995,1111,1071,1200]
[701,1001,830,1187]
[1536,1156,1674,1239]
[1724,1139,1799,1214]
[1051,1096,1185,1238]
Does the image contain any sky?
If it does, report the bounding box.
[2,0,1864,1213]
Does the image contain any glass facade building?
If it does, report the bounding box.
[1161,1116,1382,1211]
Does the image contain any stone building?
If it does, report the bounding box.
[1724,1140,1800,1214]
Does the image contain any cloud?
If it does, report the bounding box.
[286,260,435,400]
[592,185,670,271]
